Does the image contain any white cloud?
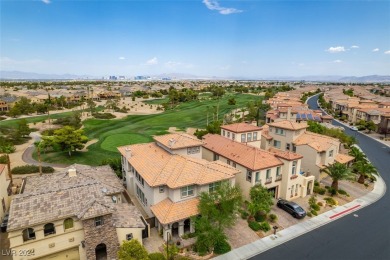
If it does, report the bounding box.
[372,48,380,52]
[385,50,390,55]
[351,45,359,49]
[118,57,125,60]
[203,0,242,15]
[333,60,342,63]
[146,57,158,65]
[165,61,182,68]
[326,46,346,53]
[42,0,51,4]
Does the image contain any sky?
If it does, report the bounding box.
[1,0,390,78]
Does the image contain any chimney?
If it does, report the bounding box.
[168,138,175,148]
[125,147,131,159]
[287,107,292,121]
[68,168,77,177]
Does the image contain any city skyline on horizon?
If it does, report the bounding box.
[1,0,390,78]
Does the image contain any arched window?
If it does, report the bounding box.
[64,218,74,230]
[22,228,36,242]
[44,223,56,236]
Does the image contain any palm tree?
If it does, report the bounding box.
[354,160,378,184]
[0,144,15,184]
[321,162,355,190]
[348,146,367,163]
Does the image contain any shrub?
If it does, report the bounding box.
[311,204,320,211]
[325,185,330,189]
[241,210,249,220]
[317,202,323,207]
[309,195,317,206]
[311,210,318,216]
[337,189,348,196]
[307,212,312,217]
[259,222,271,232]
[92,112,116,119]
[314,180,320,187]
[314,186,326,195]
[11,165,55,174]
[148,252,166,260]
[0,155,7,164]
[328,187,337,196]
[268,214,277,223]
[254,211,267,222]
[324,197,338,206]
[214,239,231,254]
[248,221,261,231]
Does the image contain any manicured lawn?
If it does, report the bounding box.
[143,98,168,105]
[101,134,153,152]
[38,93,261,165]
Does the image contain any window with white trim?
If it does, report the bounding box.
[181,185,194,197]
[136,185,147,206]
[292,161,297,175]
[255,172,260,182]
[187,146,200,154]
[241,134,246,143]
[135,171,144,187]
[286,143,290,150]
[227,159,231,165]
[246,170,252,182]
[276,166,281,176]
[266,169,271,179]
[247,133,252,142]
[275,128,285,135]
[329,150,334,157]
[253,132,258,140]
[273,140,281,148]
[227,131,230,138]
[222,130,226,136]
[232,133,235,140]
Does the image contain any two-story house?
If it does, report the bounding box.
[220,122,262,148]
[202,133,315,201]
[0,164,11,222]
[265,120,354,179]
[7,165,147,260]
[118,133,239,241]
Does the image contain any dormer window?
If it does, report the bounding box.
[22,228,36,242]
[44,223,56,236]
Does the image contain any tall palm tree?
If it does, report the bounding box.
[354,160,378,184]
[321,162,355,190]
[348,146,367,163]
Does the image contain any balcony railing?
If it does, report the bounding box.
[265,177,272,184]
[275,175,282,181]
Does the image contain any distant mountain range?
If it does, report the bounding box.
[1,70,390,83]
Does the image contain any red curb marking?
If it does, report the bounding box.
[329,205,361,219]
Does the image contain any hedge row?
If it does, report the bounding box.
[11,165,55,174]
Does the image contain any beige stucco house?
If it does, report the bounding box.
[118,133,239,241]
[264,120,354,179]
[220,122,262,149]
[202,132,315,201]
[0,164,11,222]
[7,165,147,260]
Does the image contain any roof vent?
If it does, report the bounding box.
[68,168,77,177]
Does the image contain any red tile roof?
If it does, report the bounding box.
[221,123,262,133]
[202,134,283,171]
[151,198,199,225]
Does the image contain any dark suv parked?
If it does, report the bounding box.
[277,199,306,219]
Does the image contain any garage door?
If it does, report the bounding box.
[38,247,79,260]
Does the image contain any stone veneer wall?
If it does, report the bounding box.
[82,214,119,260]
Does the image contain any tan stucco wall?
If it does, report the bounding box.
[172,147,202,159]
[296,145,321,179]
[0,166,10,220]
[9,219,86,260]
[116,227,143,245]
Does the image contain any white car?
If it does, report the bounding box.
[350,126,359,131]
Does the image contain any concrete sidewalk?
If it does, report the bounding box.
[214,174,386,260]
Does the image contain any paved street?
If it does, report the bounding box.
[248,94,390,260]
